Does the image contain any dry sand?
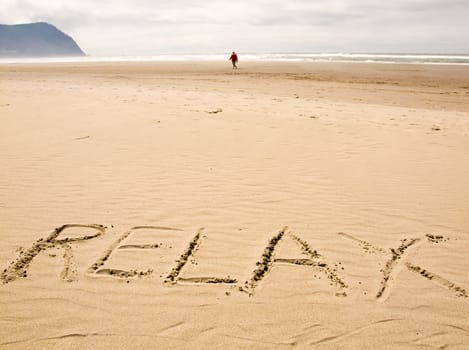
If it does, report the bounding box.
[0,61,469,349]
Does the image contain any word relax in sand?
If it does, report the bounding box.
[1,224,466,300]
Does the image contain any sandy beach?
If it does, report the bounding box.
[1,61,469,349]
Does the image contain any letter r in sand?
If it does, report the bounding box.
[1,224,106,284]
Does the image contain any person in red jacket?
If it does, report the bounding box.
[229,51,238,69]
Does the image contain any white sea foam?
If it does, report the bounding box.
[1,53,469,65]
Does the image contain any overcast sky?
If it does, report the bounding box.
[1,0,468,55]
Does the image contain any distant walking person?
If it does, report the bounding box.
[229,51,238,69]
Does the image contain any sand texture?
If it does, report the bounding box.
[1,61,469,349]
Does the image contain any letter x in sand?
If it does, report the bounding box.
[338,232,467,300]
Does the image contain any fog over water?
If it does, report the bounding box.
[1,0,468,56]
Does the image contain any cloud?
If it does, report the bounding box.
[0,0,468,54]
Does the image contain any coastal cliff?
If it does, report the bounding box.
[0,22,85,57]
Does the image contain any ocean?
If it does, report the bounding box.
[1,53,469,65]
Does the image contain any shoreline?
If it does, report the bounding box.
[2,61,467,113]
[1,52,469,65]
